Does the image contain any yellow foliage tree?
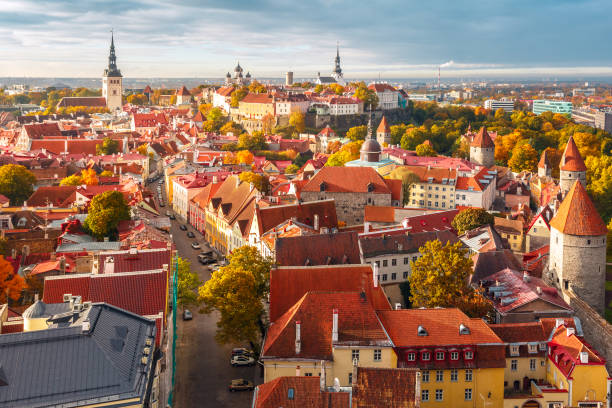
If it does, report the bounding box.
[80,168,99,186]
[236,150,254,165]
[0,255,26,303]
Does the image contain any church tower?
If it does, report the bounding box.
[559,135,586,195]
[359,109,381,162]
[469,126,495,167]
[547,180,607,314]
[102,31,123,112]
[331,42,345,86]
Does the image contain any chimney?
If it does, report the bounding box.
[579,351,589,364]
[395,303,402,310]
[34,293,39,302]
[296,365,301,376]
[364,222,370,233]
[555,318,564,328]
[235,176,240,188]
[415,371,422,405]
[523,271,530,283]
[402,218,409,229]
[320,361,326,391]
[313,214,319,231]
[249,182,254,192]
[566,327,575,337]
[352,357,358,386]
[295,320,301,354]
[536,286,542,295]
[332,309,338,342]
[372,263,379,287]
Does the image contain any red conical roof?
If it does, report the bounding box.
[177,86,191,96]
[470,126,495,148]
[538,149,551,169]
[560,136,586,172]
[376,116,390,134]
[550,180,607,236]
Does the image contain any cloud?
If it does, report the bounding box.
[439,61,455,69]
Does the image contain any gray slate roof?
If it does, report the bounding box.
[0,303,156,407]
[56,241,122,253]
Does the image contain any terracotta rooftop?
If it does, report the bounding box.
[269,264,391,322]
[400,165,457,184]
[26,186,77,207]
[177,86,191,96]
[376,116,390,134]
[358,229,459,259]
[559,136,586,172]
[253,376,349,408]
[302,167,392,194]
[488,322,549,344]
[23,122,62,139]
[368,83,397,93]
[548,324,606,378]
[241,93,274,104]
[255,199,338,235]
[56,97,107,108]
[274,230,361,267]
[352,367,419,408]
[549,180,607,236]
[470,126,495,148]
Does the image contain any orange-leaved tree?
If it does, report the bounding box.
[0,255,26,303]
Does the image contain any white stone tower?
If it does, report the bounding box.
[559,135,587,195]
[102,31,123,112]
[469,126,495,167]
[537,149,552,178]
[547,180,607,314]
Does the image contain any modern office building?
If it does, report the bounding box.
[532,100,572,115]
[484,99,515,113]
[572,106,612,133]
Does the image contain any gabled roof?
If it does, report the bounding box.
[26,185,77,207]
[549,180,607,236]
[269,264,391,322]
[254,376,349,408]
[488,322,548,344]
[471,249,522,283]
[177,85,191,96]
[255,199,338,235]
[376,116,390,134]
[368,83,397,93]
[358,230,459,259]
[23,122,62,139]
[241,93,274,104]
[275,230,361,267]
[470,126,495,148]
[548,324,606,378]
[302,167,391,194]
[97,248,172,273]
[317,125,336,138]
[399,165,457,184]
[538,149,552,169]
[559,136,586,172]
[57,97,107,108]
[262,291,391,360]
[352,367,419,408]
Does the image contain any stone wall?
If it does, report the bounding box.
[566,290,612,373]
[301,192,391,225]
[304,108,413,135]
[559,169,586,194]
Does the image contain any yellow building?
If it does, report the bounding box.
[402,165,457,210]
[238,93,275,120]
[494,217,525,253]
[377,308,506,408]
[261,291,396,387]
[546,323,610,407]
[525,212,551,252]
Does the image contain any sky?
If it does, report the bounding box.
[1,0,611,79]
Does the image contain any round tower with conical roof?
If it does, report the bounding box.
[547,180,607,314]
[559,135,586,195]
[376,116,391,146]
[469,126,495,167]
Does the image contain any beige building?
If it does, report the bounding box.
[238,93,275,120]
[404,165,457,210]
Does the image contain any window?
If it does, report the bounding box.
[412,256,418,262]
[375,261,380,267]
[351,349,360,361]
[510,345,520,356]
[528,344,538,354]
[373,349,382,361]
[435,370,443,382]
[383,260,388,267]
[464,351,473,360]
[421,390,429,402]
[382,274,388,281]
[436,351,445,361]
[421,352,430,361]
[305,373,312,376]
[511,359,518,371]
[539,343,547,351]
[407,352,416,361]
[348,373,352,384]
[465,369,472,382]
[391,259,396,266]
[464,388,472,401]
[530,359,536,371]
[391,272,397,280]
[404,257,409,264]
[450,351,459,360]
[450,369,458,382]
[403,272,408,279]
[435,389,443,401]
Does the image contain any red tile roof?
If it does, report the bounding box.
[376,116,390,134]
[274,230,361,267]
[317,126,336,138]
[488,322,548,344]
[548,324,606,378]
[560,136,586,172]
[23,123,62,139]
[549,180,607,236]
[262,291,391,360]
[368,83,397,93]
[400,165,457,184]
[132,113,168,128]
[359,229,459,258]
[302,167,391,194]
[352,367,419,408]
[470,126,495,148]
[269,265,391,322]
[177,86,191,96]
[538,149,552,169]
[29,139,124,156]
[26,186,77,207]
[97,248,172,273]
[56,97,107,108]
[241,93,274,104]
[256,200,337,235]
[377,308,502,347]
[254,377,349,408]
[363,206,396,223]
[215,86,235,97]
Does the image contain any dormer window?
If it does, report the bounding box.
[459,324,470,335]
[407,352,416,362]
[417,325,428,336]
[510,345,520,356]
[528,344,538,354]
[17,217,27,227]
[421,351,431,361]
[319,182,326,192]
[450,351,459,360]
[367,182,375,192]
[464,350,474,360]
[436,351,445,361]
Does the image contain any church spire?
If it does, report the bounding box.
[104,29,122,77]
[367,105,374,140]
[333,41,342,76]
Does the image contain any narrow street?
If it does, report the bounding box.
[158,181,257,408]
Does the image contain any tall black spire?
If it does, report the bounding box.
[333,41,342,76]
[104,30,122,77]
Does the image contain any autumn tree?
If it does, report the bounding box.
[230,87,248,108]
[261,114,275,135]
[239,171,270,194]
[238,131,267,151]
[0,255,26,303]
[508,142,539,172]
[198,246,273,346]
[289,111,305,134]
[346,125,368,141]
[0,164,36,205]
[326,141,363,166]
[390,124,408,145]
[99,170,114,177]
[96,137,120,155]
[586,155,612,223]
[127,93,148,105]
[84,190,131,239]
[248,80,267,94]
[60,174,83,186]
[451,208,494,235]
[136,144,149,156]
[80,168,99,186]
[236,150,254,165]
[219,121,243,136]
[415,142,437,157]
[284,164,299,174]
[204,107,226,132]
[388,167,421,205]
[354,84,379,110]
[176,257,201,310]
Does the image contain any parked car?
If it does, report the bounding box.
[231,348,254,357]
[191,242,201,250]
[231,355,255,367]
[228,379,254,392]
[187,231,195,238]
[169,214,176,220]
[179,225,188,231]
[182,309,193,320]
[198,255,216,265]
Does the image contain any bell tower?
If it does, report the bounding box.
[102,30,123,112]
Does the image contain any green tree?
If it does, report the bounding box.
[238,131,267,151]
[451,208,494,235]
[586,155,612,223]
[83,190,131,239]
[95,137,120,155]
[288,111,305,134]
[346,125,368,141]
[198,246,273,347]
[390,124,408,145]
[60,173,83,186]
[205,107,226,131]
[219,121,243,136]
[508,142,539,172]
[176,257,201,310]
[0,164,36,205]
[284,164,299,174]
[388,167,421,205]
[415,142,437,157]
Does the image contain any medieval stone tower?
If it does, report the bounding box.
[537,149,552,178]
[469,126,495,167]
[102,32,123,112]
[376,116,391,146]
[547,180,607,314]
[559,135,587,195]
